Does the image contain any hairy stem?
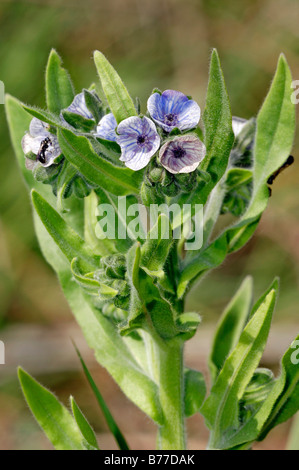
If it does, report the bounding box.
[155,337,186,450]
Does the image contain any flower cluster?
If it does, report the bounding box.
[97,89,206,174]
[22,89,207,200]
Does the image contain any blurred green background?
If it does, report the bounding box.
[0,0,298,450]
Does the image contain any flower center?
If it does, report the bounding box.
[137,135,146,145]
[172,146,186,159]
[164,113,178,127]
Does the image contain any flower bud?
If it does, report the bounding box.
[100,254,126,279]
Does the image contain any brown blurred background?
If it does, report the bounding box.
[0,0,298,450]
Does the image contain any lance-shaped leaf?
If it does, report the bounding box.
[209,276,254,383]
[46,49,75,114]
[201,280,278,449]
[70,397,99,450]
[32,190,100,270]
[18,368,84,450]
[246,54,295,221]
[94,51,137,123]
[184,369,206,418]
[73,345,129,450]
[198,48,234,204]
[58,128,143,196]
[223,335,299,449]
[22,104,64,128]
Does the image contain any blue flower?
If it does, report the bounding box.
[63,92,93,120]
[147,90,201,133]
[116,116,160,171]
[159,135,206,174]
[96,113,117,141]
[21,118,61,169]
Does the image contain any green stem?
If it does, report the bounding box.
[155,337,186,450]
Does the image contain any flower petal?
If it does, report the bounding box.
[29,118,49,138]
[147,89,201,132]
[161,89,188,115]
[232,116,247,137]
[96,113,117,141]
[176,99,201,131]
[117,116,160,171]
[21,133,42,155]
[147,93,164,121]
[65,92,93,119]
[159,135,206,174]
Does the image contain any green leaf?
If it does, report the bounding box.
[198,49,234,204]
[83,89,103,123]
[201,280,278,449]
[177,233,228,298]
[209,276,253,383]
[140,214,173,274]
[46,49,75,114]
[246,54,295,220]
[258,334,299,440]
[58,128,143,195]
[61,111,96,132]
[94,51,137,123]
[84,190,117,256]
[225,168,252,189]
[31,190,100,270]
[18,368,84,450]
[22,103,64,128]
[73,344,129,450]
[184,369,206,418]
[70,397,99,450]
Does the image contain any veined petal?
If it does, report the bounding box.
[117,116,160,171]
[176,100,201,130]
[161,90,188,115]
[147,92,164,121]
[159,135,206,174]
[96,113,117,141]
[147,89,201,133]
[65,92,93,119]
